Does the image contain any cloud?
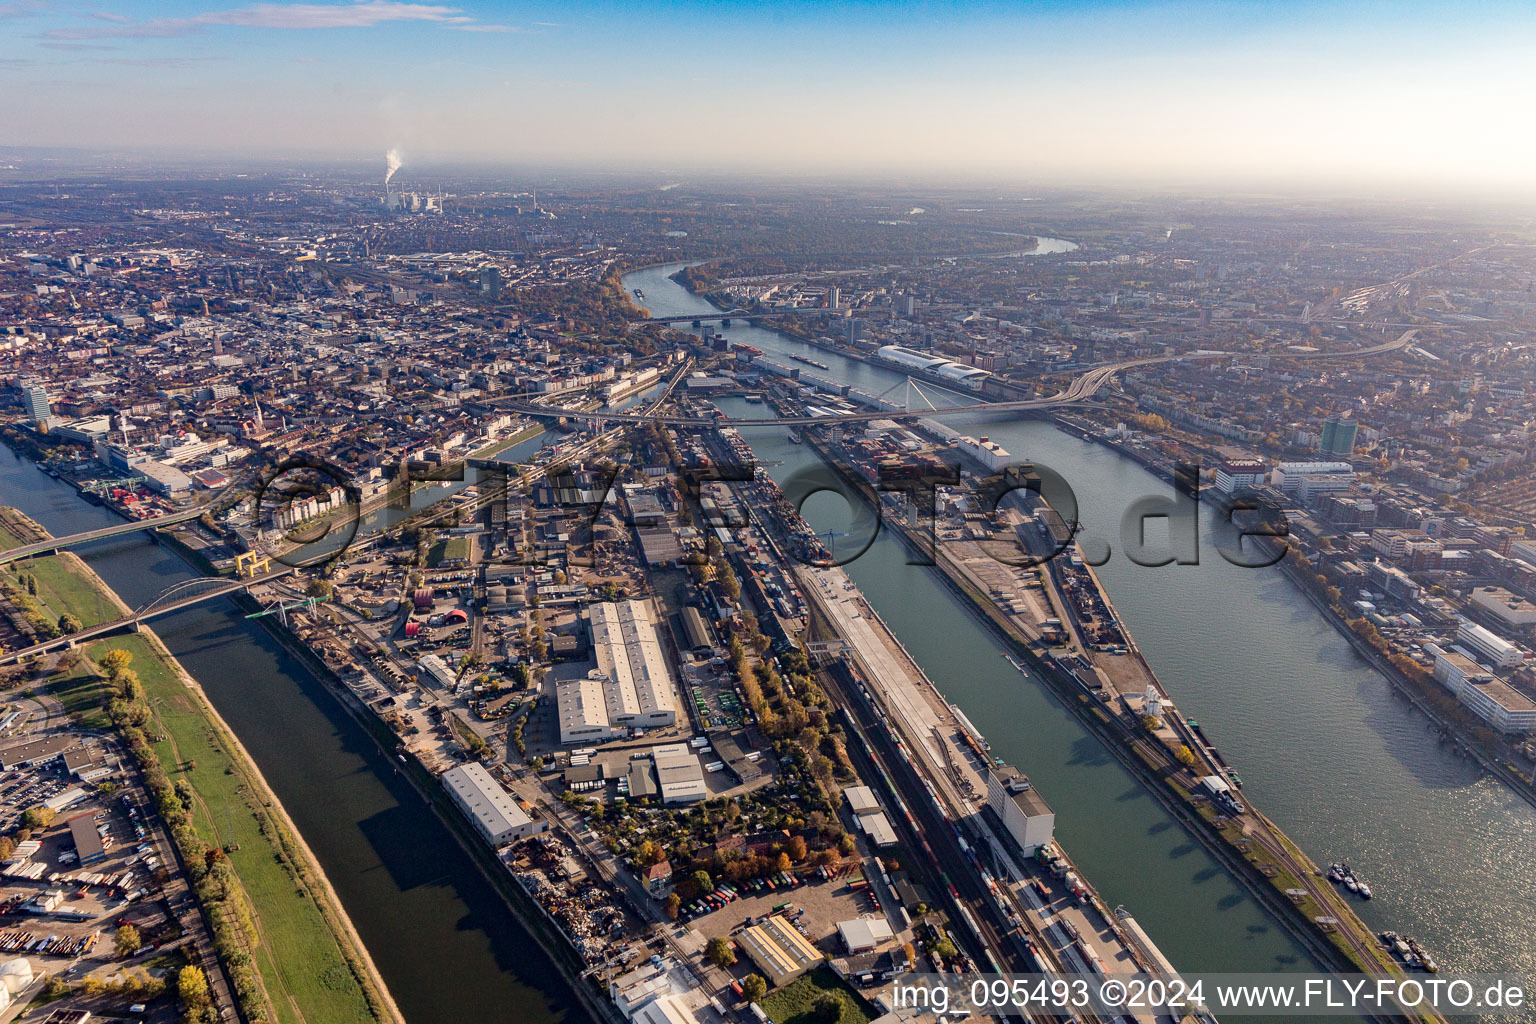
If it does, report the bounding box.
[98,56,214,68]
[44,1,479,39]
[449,23,519,32]
[39,40,119,50]
[0,0,45,19]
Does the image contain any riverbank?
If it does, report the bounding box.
[1056,413,1536,814]
[794,436,1434,1004]
[0,511,403,1024]
[1276,548,1536,808]
[233,588,625,1024]
[471,422,546,460]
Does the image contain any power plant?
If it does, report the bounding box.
[381,148,444,214]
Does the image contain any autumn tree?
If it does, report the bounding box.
[706,937,736,967]
[177,965,211,1009]
[114,924,143,957]
[100,648,133,676]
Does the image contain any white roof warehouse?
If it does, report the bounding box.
[442,762,543,847]
[557,600,679,744]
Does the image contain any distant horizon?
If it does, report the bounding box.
[6,144,1536,210]
[4,0,1536,198]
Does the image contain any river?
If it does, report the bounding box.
[619,257,1536,985]
[0,450,588,1024]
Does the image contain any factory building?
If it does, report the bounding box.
[1456,619,1525,669]
[441,762,542,847]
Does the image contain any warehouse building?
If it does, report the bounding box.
[837,917,895,954]
[652,743,708,805]
[67,814,106,866]
[557,675,620,744]
[986,764,1055,854]
[556,600,679,744]
[442,763,542,847]
[737,915,825,987]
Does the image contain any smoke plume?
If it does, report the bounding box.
[385,148,403,187]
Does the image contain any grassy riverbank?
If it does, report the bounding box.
[0,508,400,1024]
[97,630,387,1024]
[470,422,545,459]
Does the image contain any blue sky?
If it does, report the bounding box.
[3,0,1535,190]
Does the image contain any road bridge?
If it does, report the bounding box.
[499,329,1417,429]
[629,307,829,325]
[0,567,296,666]
[0,507,207,566]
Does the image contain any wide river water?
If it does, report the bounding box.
[620,255,1536,987]
[0,451,587,1024]
[1,238,1529,1024]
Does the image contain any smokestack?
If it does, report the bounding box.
[385,148,403,193]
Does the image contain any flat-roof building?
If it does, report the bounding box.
[986,764,1055,854]
[837,917,895,954]
[1457,619,1525,669]
[67,814,106,866]
[857,812,898,848]
[557,675,622,745]
[1471,587,1536,631]
[843,785,880,816]
[654,746,707,805]
[0,736,80,770]
[441,762,542,847]
[138,459,192,495]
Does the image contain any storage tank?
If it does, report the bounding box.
[0,958,34,995]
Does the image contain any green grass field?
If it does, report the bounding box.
[48,657,114,730]
[13,540,383,1024]
[5,553,123,628]
[84,633,378,1024]
[469,422,544,459]
[427,535,470,567]
[760,967,875,1024]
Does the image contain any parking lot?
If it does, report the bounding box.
[683,862,888,947]
[0,735,185,989]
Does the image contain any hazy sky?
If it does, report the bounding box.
[4,0,1536,191]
